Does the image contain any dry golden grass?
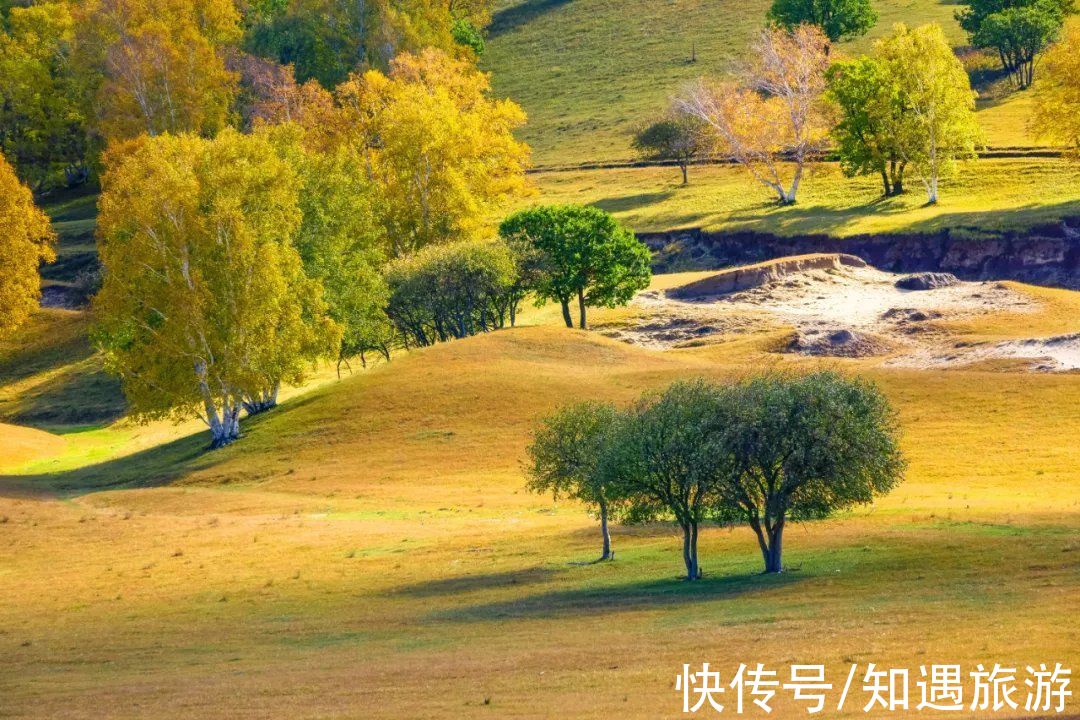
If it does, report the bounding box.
[1,279,1078,718]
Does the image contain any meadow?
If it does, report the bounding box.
[483,0,1046,166]
[2,276,1079,718]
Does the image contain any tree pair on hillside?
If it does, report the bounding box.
[676,22,980,206]
[528,373,905,580]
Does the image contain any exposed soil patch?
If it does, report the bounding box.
[606,255,1078,371]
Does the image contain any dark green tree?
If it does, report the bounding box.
[826,56,910,196]
[715,372,905,573]
[956,0,1073,87]
[600,380,735,581]
[632,114,707,185]
[527,401,622,561]
[498,205,652,330]
[767,0,878,42]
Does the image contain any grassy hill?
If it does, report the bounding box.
[2,277,1078,717]
[483,0,1045,166]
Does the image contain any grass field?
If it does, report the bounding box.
[2,276,1078,718]
[483,0,1047,165]
[529,157,1080,235]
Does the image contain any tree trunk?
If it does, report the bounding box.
[577,289,587,329]
[764,519,785,573]
[680,162,688,185]
[560,299,573,328]
[879,167,892,197]
[599,501,612,561]
[681,522,701,580]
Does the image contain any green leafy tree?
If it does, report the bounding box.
[631,113,707,185]
[498,205,651,330]
[93,129,339,447]
[826,56,910,196]
[956,0,1073,87]
[715,372,905,573]
[600,380,734,581]
[528,401,622,561]
[767,0,878,42]
[877,23,981,204]
[384,238,516,348]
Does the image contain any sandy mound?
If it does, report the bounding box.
[786,328,896,358]
[607,255,1075,371]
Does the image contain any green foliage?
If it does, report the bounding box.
[956,0,1073,87]
[498,205,651,329]
[876,23,981,203]
[712,372,905,572]
[384,238,517,348]
[243,0,364,88]
[452,17,485,55]
[576,373,904,577]
[767,0,878,42]
[826,56,909,196]
[631,114,706,184]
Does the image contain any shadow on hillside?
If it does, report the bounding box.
[489,0,574,37]
[0,387,323,499]
[433,570,802,622]
[393,567,564,597]
[593,191,675,214]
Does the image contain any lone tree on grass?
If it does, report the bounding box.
[956,0,1073,88]
[717,372,906,573]
[499,205,651,330]
[677,24,831,205]
[767,0,878,42]
[527,401,622,562]
[632,113,707,185]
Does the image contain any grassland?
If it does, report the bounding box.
[1,277,1078,718]
[484,0,1044,165]
[528,157,1080,235]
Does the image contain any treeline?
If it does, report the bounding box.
[0,0,491,192]
[633,0,1080,203]
[528,373,906,580]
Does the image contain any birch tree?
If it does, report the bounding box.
[93,129,338,447]
[677,24,831,205]
[877,23,981,204]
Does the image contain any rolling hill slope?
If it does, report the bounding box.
[483,0,1042,165]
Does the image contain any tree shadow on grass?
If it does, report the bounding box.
[432,569,803,622]
[0,388,330,499]
[392,566,565,598]
[489,0,575,37]
[591,191,675,214]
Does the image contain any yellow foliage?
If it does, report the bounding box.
[0,152,56,338]
[1032,19,1080,155]
[75,0,241,141]
[308,48,532,256]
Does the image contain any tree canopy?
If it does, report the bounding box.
[767,0,878,42]
[0,151,56,338]
[956,0,1074,87]
[498,204,652,330]
[92,129,338,447]
[1032,18,1080,153]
